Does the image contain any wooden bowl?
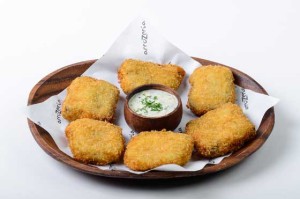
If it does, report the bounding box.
[124,84,183,132]
[27,57,275,179]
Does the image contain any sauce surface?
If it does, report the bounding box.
[128,89,178,117]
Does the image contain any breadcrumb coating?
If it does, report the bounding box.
[66,118,125,165]
[186,103,255,158]
[118,59,186,94]
[62,76,119,122]
[124,130,194,171]
[187,65,235,116]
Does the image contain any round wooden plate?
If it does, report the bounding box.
[27,57,275,179]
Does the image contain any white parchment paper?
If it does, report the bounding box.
[26,17,279,174]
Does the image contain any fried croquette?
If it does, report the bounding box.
[118,59,186,94]
[186,103,255,158]
[187,65,235,116]
[65,118,125,165]
[62,76,119,122]
[124,130,194,171]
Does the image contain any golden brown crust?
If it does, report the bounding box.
[185,103,256,158]
[118,59,186,94]
[62,76,119,122]
[187,65,236,116]
[65,118,125,165]
[124,130,194,171]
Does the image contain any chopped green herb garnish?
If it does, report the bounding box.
[135,95,163,114]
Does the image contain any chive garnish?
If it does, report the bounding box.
[135,95,163,114]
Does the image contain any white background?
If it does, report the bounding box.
[0,0,299,198]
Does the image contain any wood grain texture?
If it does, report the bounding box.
[27,57,275,179]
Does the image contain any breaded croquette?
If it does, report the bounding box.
[187,65,235,116]
[65,118,125,165]
[186,103,255,158]
[118,59,186,94]
[62,76,119,122]
[124,130,194,171]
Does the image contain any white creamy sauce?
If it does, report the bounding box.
[129,89,178,117]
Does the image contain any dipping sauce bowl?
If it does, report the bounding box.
[124,84,183,132]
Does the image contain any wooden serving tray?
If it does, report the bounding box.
[27,57,275,179]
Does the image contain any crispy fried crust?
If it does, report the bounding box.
[118,59,186,94]
[187,65,235,116]
[185,103,256,158]
[124,130,194,171]
[65,118,125,165]
[62,76,119,122]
